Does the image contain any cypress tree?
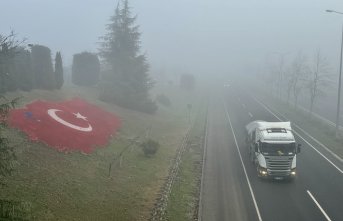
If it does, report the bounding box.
[72,52,100,86]
[54,51,64,89]
[31,45,55,90]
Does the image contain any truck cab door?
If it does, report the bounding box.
[254,143,259,153]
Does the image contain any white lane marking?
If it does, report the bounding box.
[307,190,332,221]
[261,105,343,163]
[248,112,253,118]
[294,124,342,163]
[224,103,263,221]
[252,97,343,174]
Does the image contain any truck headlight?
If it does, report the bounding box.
[259,168,268,176]
[291,169,296,176]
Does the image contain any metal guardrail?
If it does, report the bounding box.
[296,105,343,132]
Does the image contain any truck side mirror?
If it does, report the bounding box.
[297,144,301,153]
[254,143,259,152]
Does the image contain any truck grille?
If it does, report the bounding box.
[265,156,293,176]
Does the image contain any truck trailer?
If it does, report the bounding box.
[246,121,301,180]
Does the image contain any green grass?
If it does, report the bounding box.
[165,99,208,221]
[0,84,202,220]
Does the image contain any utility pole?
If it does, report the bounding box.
[326,10,343,138]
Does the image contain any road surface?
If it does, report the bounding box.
[198,86,343,221]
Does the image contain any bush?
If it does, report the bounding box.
[156,94,171,107]
[141,139,160,156]
[99,81,158,114]
[0,96,18,185]
[180,73,195,91]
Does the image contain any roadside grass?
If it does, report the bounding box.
[259,94,343,159]
[165,99,208,221]
[0,84,199,220]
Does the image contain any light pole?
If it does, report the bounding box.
[326,9,343,138]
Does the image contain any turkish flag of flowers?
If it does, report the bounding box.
[9,98,121,153]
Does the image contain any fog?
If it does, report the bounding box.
[1,0,342,78]
[1,1,343,219]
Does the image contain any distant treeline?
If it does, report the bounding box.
[0,40,64,93]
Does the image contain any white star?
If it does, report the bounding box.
[73,112,88,121]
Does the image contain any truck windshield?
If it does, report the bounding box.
[261,143,296,156]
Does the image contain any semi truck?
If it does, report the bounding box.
[246,121,301,180]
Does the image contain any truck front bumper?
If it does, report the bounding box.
[258,168,296,179]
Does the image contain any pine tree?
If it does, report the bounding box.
[54,52,64,89]
[99,0,157,113]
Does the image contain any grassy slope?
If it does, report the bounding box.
[0,84,199,220]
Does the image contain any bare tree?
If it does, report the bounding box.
[265,63,279,98]
[284,65,293,104]
[307,50,331,115]
[290,52,308,108]
[276,54,286,99]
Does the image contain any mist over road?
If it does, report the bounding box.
[198,86,343,221]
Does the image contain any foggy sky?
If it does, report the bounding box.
[1,0,342,77]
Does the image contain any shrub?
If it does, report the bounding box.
[141,139,160,156]
[72,52,100,86]
[156,94,171,107]
[99,81,158,114]
[0,96,18,185]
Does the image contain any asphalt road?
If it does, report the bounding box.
[198,87,343,221]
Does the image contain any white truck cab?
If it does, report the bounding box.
[246,121,301,180]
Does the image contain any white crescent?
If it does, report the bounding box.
[47,109,92,132]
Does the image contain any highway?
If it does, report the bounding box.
[198,86,343,221]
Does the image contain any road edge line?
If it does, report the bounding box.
[252,96,343,163]
[306,190,332,221]
[252,96,343,174]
